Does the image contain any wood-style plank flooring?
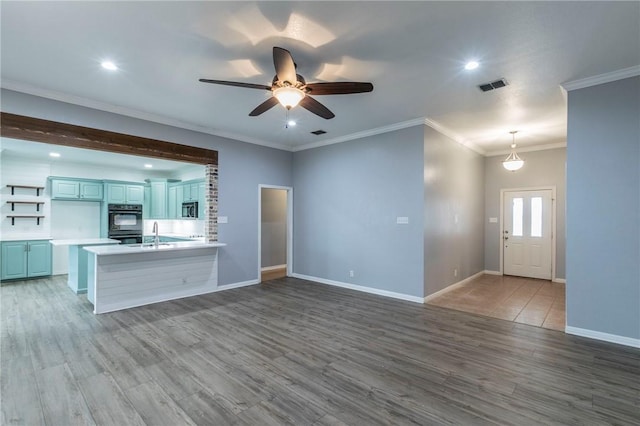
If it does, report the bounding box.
[2,275,639,425]
[261,266,287,283]
[427,274,566,331]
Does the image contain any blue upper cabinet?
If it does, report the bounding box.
[148,181,167,218]
[182,182,200,202]
[50,178,103,201]
[127,185,144,204]
[1,240,51,280]
[80,181,103,200]
[168,184,177,219]
[105,183,144,205]
[51,179,80,199]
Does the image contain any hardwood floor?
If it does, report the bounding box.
[427,274,566,331]
[261,266,287,282]
[2,275,639,425]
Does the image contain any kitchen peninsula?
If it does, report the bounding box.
[84,241,225,314]
[50,238,121,293]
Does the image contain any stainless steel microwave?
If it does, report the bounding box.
[182,201,198,218]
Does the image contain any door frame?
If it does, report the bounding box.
[499,186,557,281]
[258,184,293,281]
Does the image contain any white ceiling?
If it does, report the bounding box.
[1,1,639,154]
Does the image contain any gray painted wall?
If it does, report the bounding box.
[566,76,640,340]
[423,127,485,296]
[261,188,287,268]
[292,126,425,297]
[1,89,293,286]
[484,148,566,278]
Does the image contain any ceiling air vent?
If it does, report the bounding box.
[478,78,509,92]
[311,130,327,135]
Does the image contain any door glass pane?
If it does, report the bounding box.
[512,198,523,236]
[531,196,542,237]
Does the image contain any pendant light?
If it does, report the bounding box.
[503,131,524,171]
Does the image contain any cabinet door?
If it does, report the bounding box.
[198,182,206,219]
[149,182,167,218]
[80,182,104,200]
[143,186,151,219]
[168,186,177,219]
[182,183,192,202]
[26,241,52,277]
[107,184,127,203]
[51,179,79,199]
[1,241,28,280]
[176,185,184,218]
[126,185,144,204]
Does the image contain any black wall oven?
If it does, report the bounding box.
[108,204,143,243]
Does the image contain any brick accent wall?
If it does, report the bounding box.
[204,164,218,242]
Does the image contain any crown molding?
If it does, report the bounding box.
[561,65,640,91]
[423,118,486,156]
[0,80,288,151]
[486,142,566,157]
[291,118,425,152]
[2,80,568,157]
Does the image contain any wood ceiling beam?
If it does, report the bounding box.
[0,112,218,165]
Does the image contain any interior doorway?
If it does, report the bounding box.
[501,187,556,280]
[258,185,292,283]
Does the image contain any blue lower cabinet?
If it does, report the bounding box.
[1,240,52,280]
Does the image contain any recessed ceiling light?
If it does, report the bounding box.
[49,152,61,158]
[464,61,480,71]
[287,120,296,127]
[144,164,153,168]
[101,60,118,71]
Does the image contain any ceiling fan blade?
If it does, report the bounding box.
[249,97,280,116]
[273,47,297,85]
[304,82,374,95]
[199,79,271,91]
[299,96,335,119]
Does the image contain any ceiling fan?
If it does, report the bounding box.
[199,47,373,119]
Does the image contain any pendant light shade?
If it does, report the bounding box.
[503,131,524,171]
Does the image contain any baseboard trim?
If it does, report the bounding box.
[483,270,502,275]
[552,278,566,284]
[565,326,640,348]
[217,279,260,290]
[424,270,485,303]
[261,264,286,272]
[291,273,424,304]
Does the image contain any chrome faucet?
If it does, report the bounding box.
[152,221,159,247]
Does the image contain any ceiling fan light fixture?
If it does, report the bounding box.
[273,86,305,109]
[502,131,524,171]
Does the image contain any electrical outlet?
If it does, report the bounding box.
[349,270,354,278]
[454,269,458,277]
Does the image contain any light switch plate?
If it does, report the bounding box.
[396,217,409,224]
[218,216,228,224]
[489,217,498,223]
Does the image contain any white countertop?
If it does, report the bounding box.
[2,236,53,242]
[84,241,226,255]
[50,238,121,246]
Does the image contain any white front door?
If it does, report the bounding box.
[503,190,553,279]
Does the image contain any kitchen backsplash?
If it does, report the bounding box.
[142,219,204,236]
